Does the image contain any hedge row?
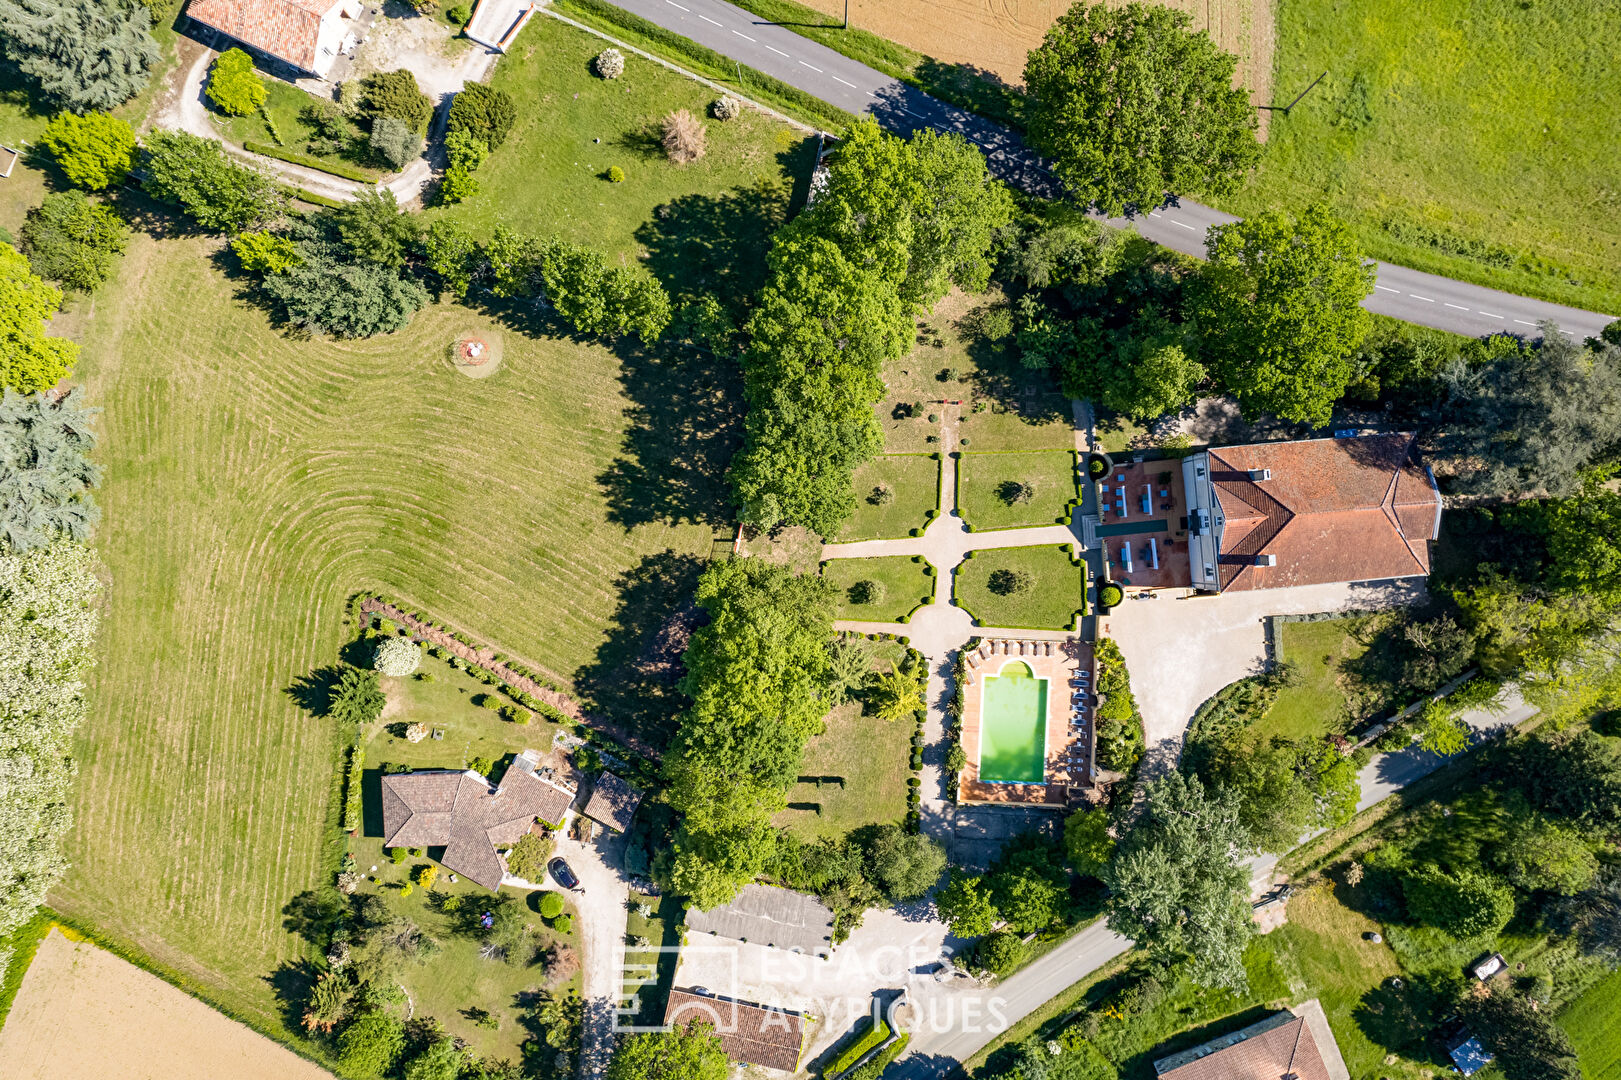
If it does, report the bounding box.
[243,140,376,182]
[847,1032,910,1080]
[288,185,344,208]
[829,1018,892,1077]
[340,743,365,831]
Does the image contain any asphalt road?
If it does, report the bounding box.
[600,0,1615,342]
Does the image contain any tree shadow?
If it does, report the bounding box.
[282,887,347,946]
[362,767,386,836]
[613,123,666,161]
[572,550,706,751]
[265,958,323,1035]
[284,663,345,716]
[910,57,1024,129]
[634,177,792,314]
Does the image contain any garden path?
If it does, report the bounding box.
[551,818,631,1080]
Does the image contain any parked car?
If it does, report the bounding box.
[549,857,580,890]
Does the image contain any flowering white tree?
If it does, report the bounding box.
[373,635,421,677]
[593,48,624,79]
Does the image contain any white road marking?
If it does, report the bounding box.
[664,1,687,9]
[832,75,857,88]
[1408,294,1434,302]
[1445,303,1469,310]
[766,44,789,56]
[1171,220,1197,231]
[799,61,823,71]
[731,29,755,40]
[698,13,722,24]
[1514,319,1536,326]
[902,107,927,118]
[1374,285,1399,293]
[1479,311,1504,319]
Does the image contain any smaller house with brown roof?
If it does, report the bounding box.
[1152,999,1350,1080]
[187,0,365,78]
[582,771,642,834]
[1182,434,1441,594]
[664,988,806,1073]
[380,750,577,891]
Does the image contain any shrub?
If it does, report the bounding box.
[711,95,740,120]
[998,480,1034,506]
[370,115,423,169]
[206,48,265,117]
[1404,866,1516,938]
[20,190,128,292]
[446,3,471,24]
[373,635,421,676]
[361,69,432,135]
[390,846,409,863]
[447,82,517,149]
[593,48,625,79]
[849,579,885,606]
[506,832,554,881]
[1098,583,1124,608]
[603,165,626,184]
[41,111,137,190]
[868,484,894,506]
[828,1018,891,1076]
[975,930,1026,975]
[660,109,706,163]
[539,891,565,918]
[231,230,300,274]
[988,568,1033,595]
[553,914,574,934]
[415,864,438,889]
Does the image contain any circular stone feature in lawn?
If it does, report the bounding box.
[448,329,504,379]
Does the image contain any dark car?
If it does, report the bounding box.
[549,857,580,890]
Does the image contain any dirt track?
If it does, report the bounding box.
[797,0,1274,108]
[0,929,334,1080]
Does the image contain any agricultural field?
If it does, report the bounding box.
[956,545,1086,630]
[45,12,818,1035]
[957,450,1078,531]
[0,929,334,1080]
[838,455,939,541]
[1218,0,1621,314]
[822,555,934,623]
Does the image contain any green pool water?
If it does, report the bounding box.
[978,661,1048,783]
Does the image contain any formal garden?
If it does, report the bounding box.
[837,455,941,541]
[957,450,1080,531]
[821,555,935,623]
[954,545,1087,630]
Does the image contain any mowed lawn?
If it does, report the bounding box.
[1561,969,1621,1080]
[955,546,1086,630]
[957,450,1078,531]
[779,700,912,840]
[822,555,934,623]
[838,455,939,541]
[1264,617,1372,739]
[1217,0,1621,313]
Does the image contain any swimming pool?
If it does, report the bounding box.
[978,661,1048,783]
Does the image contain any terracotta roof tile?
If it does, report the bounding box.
[583,772,642,833]
[1210,434,1439,591]
[186,0,334,71]
[379,758,577,891]
[1156,1015,1331,1080]
[664,990,805,1072]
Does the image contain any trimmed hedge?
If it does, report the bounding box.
[340,743,365,831]
[289,186,344,208]
[846,1033,910,1080]
[829,1017,891,1077]
[244,140,375,182]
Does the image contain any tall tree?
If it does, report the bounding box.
[0,244,79,394]
[1459,990,1582,1080]
[662,559,834,909]
[41,111,138,190]
[1023,2,1259,215]
[20,189,129,292]
[141,131,286,234]
[0,0,158,112]
[1103,772,1252,989]
[1435,330,1621,498]
[1189,205,1375,425]
[0,386,101,552]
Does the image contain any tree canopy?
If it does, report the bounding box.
[606,1022,730,1080]
[0,0,158,112]
[1460,990,1581,1080]
[1103,772,1252,989]
[662,559,834,908]
[41,111,137,190]
[448,82,517,150]
[206,48,266,117]
[486,226,671,342]
[1023,2,1259,215]
[0,244,79,394]
[0,386,101,553]
[141,131,285,235]
[1190,205,1375,425]
[21,190,128,292]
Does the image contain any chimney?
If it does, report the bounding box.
[1253,553,1276,567]
[1247,467,1271,481]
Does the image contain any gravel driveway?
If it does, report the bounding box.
[548,818,630,1080]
